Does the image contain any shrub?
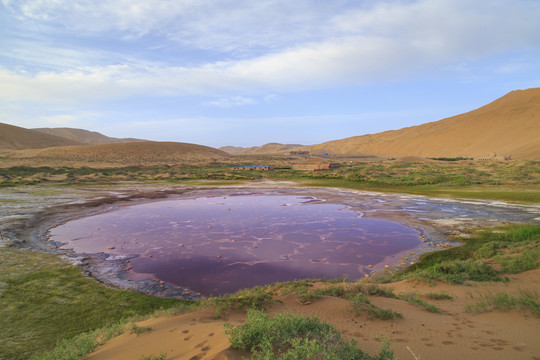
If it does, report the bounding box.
[225,309,396,360]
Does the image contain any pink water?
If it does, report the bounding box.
[49,194,421,295]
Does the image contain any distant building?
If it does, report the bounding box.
[232,166,273,170]
[292,163,340,171]
[289,150,310,156]
[477,152,512,161]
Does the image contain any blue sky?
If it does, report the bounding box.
[1,0,539,148]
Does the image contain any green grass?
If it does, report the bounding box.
[29,322,127,360]
[0,248,195,360]
[347,293,403,320]
[129,323,152,335]
[224,309,396,360]
[465,290,540,317]
[382,225,540,285]
[399,292,441,313]
[204,286,275,318]
[2,160,539,203]
[425,291,453,300]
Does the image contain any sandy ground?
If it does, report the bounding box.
[87,269,540,360]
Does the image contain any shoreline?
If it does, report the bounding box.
[3,182,539,299]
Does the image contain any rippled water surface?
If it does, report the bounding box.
[50,193,421,295]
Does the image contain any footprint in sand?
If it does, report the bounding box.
[442,341,454,345]
[490,338,509,346]
[189,355,205,360]
[195,340,208,348]
[182,329,190,334]
[208,332,214,337]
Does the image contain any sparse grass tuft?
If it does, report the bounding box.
[129,323,152,335]
[465,290,540,317]
[204,286,275,318]
[399,292,441,313]
[139,353,167,360]
[425,291,453,300]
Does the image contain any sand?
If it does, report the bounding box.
[87,268,540,360]
[300,88,540,160]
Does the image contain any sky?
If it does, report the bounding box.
[1,0,539,148]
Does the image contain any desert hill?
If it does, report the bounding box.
[0,141,229,167]
[33,127,144,145]
[0,123,82,151]
[300,88,540,160]
[220,143,303,155]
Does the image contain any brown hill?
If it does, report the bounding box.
[0,123,82,151]
[33,127,145,145]
[301,88,540,160]
[220,143,303,155]
[0,141,229,167]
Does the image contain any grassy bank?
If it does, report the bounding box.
[1,160,538,203]
[0,248,194,360]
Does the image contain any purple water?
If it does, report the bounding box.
[49,194,421,295]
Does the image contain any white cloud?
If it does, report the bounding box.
[1,0,539,105]
[206,96,257,108]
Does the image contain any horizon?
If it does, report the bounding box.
[1,1,539,148]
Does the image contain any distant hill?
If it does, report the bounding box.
[0,123,82,151]
[220,143,304,155]
[33,127,145,145]
[300,88,540,160]
[1,141,229,167]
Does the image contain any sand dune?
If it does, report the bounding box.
[0,123,82,151]
[301,88,540,160]
[0,141,229,167]
[220,88,540,160]
[220,143,303,155]
[33,127,145,145]
[87,268,540,360]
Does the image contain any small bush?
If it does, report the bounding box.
[129,323,152,335]
[410,259,501,284]
[206,286,274,318]
[225,309,396,360]
[426,291,453,300]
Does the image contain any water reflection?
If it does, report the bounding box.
[49,194,420,295]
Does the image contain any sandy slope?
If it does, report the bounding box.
[301,88,540,160]
[32,127,144,145]
[0,123,82,151]
[87,268,540,360]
